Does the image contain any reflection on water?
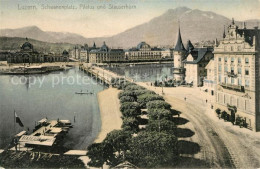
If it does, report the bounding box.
[105,63,173,82]
[0,68,104,149]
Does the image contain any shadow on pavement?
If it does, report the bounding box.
[176,156,210,168]
[171,109,182,116]
[177,140,201,154]
[173,117,189,125]
[175,128,195,138]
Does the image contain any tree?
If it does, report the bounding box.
[122,117,139,133]
[147,108,173,121]
[120,102,141,117]
[124,85,145,91]
[87,143,110,168]
[147,100,171,110]
[120,96,135,103]
[137,93,164,108]
[103,130,132,166]
[146,119,176,134]
[118,91,135,99]
[129,131,178,168]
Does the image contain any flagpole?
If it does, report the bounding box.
[14,110,16,135]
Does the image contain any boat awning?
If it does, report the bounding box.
[19,135,56,146]
[50,128,62,134]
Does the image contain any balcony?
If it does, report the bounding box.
[226,72,237,78]
[220,83,245,92]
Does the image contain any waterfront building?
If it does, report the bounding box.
[204,58,216,96]
[7,39,69,63]
[89,42,125,63]
[161,48,173,59]
[173,27,187,83]
[213,19,260,131]
[0,50,13,61]
[183,41,214,87]
[7,40,44,63]
[125,42,162,61]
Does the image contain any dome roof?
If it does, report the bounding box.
[21,41,33,50]
[137,42,150,49]
[100,42,109,52]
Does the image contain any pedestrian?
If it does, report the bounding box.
[184,97,186,101]
[206,99,208,103]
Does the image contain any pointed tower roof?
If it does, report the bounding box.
[174,25,186,52]
[186,40,194,52]
[223,25,226,38]
[93,42,96,48]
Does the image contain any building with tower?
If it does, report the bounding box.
[89,42,125,63]
[214,19,260,131]
[173,27,187,83]
[7,39,69,63]
[125,42,163,61]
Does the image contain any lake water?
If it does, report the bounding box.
[0,67,104,149]
[105,63,174,82]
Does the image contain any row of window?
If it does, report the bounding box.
[217,93,250,111]
[218,65,250,75]
[218,57,249,64]
[218,75,250,87]
[223,45,242,52]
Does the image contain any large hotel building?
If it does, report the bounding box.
[214,19,260,131]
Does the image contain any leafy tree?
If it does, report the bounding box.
[129,131,178,168]
[147,108,173,121]
[137,93,164,108]
[87,143,113,168]
[118,91,135,99]
[122,117,139,133]
[146,119,176,134]
[125,85,145,91]
[120,102,141,117]
[147,100,171,110]
[120,96,135,103]
[103,130,132,166]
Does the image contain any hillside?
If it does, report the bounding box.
[0,37,75,53]
[1,7,259,48]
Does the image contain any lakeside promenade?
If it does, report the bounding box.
[94,87,122,143]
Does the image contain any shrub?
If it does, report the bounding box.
[147,100,171,110]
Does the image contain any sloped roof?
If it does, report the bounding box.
[174,27,186,52]
[186,40,194,52]
[183,48,213,64]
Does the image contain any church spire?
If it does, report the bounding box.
[223,25,226,38]
[174,23,186,52]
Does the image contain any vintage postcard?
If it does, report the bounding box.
[0,0,260,168]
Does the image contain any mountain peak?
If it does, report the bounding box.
[166,7,191,14]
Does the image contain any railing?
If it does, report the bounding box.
[220,83,245,92]
[226,72,237,78]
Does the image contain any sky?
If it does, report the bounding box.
[0,0,260,38]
